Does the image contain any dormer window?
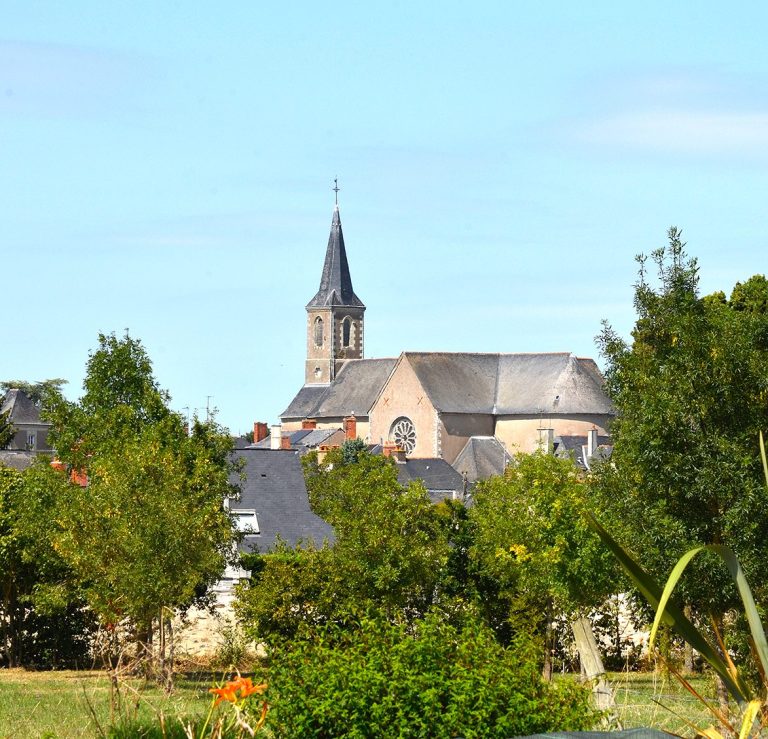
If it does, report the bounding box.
[233,510,260,535]
[314,316,324,347]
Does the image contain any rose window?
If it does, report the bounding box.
[390,417,416,455]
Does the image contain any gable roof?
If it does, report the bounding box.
[394,458,464,503]
[282,358,398,420]
[1,389,47,425]
[452,436,512,483]
[403,352,614,416]
[306,205,365,309]
[230,448,334,551]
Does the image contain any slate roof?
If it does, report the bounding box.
[229,448,334,552]
[1,389,47,425]
[306,205,365,309]
[554,434,612,469]
[452,436,512,483]
[252,427,345,452]
[0,450,38,471]
[394,458,464,503]
[282,384,329,420]
[282,357,398,420]
[404,352,615,416]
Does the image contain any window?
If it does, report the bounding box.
[389,417,416,455]
[26,432,36,450]
[342,317,352,347]
[233,510,260,535]
[314,316,324,347]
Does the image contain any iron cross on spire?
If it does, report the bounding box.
[333,177,340,205]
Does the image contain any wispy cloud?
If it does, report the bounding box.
[579,110,768,155]
[568,69,768,159]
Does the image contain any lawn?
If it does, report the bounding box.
[609,670,718,735]
[0,668,219,739]
[0,667,719,738]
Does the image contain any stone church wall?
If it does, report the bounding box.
[437,413,495,464]
[495,414,613,453]
[369,358,438,457]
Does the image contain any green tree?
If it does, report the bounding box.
[595,229,768,632]
[237,448,449,643]
[469,451,617,681]
[265,609,598,738]
[44,332,237,680]
[0,462,93,667]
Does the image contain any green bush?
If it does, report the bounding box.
[265,610,598,738]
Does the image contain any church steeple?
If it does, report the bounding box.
[306,205,365,309]
[305,197,366,385]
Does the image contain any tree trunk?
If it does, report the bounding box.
[570,616,615,713]
[683,604,694,673]
[542,618,553,682]
[159,608,165,684]
[166,617,175,694]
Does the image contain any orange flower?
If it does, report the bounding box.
[239,677,268,698]
[209,684,239,706]
[209,676,268,706]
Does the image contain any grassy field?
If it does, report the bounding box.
[0,668,221,739]
[0,667,717,738]
[608,670,719,735]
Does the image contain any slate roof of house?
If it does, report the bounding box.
[404,352,615,416]
[252,427,345,452]
[229,448,334,552]
[1,389,46,425]
[306,205,365,309]
[282,357,398,420]
[452,436,512,483]
[0,450,38,471]
[554,434,612,469]
[394,458,464,503]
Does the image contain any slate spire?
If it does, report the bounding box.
[306,205,365,309]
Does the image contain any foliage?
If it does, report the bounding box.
[469,451,617,628]
[265,609,598,739]
[340,436,366,464]
[238,449,449,643]
[43,332,237,677]
[0,406,12,449]
[595,229,768,614]
[0,462,93,668]
[591,517,768,737]
[0,378,67,403]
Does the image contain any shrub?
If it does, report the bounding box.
[265,610,598,738]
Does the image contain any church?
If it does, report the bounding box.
[281,200,614,475]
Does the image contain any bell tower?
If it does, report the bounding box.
[305,198,365,385]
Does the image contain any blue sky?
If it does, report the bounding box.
[3,1,767,434]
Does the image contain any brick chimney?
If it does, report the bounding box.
[343,415,357,441]
[302,418,317,430]
[281,434,291,450]
[382,441,406,462]
[253,421,269,443]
